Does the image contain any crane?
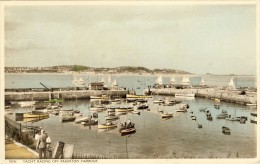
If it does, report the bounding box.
[40,82,54,92]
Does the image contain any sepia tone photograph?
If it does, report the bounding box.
[1,1,259,163]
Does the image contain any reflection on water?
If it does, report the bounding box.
[8,95,257,158]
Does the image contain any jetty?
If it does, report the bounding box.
[5,89,129,101]
[146,88,257,105]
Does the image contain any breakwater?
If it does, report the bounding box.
[146,88,257,105]
[5,89,129,101]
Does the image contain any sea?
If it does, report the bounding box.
[5,73,257,158]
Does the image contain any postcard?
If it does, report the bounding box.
[1,1,259,164]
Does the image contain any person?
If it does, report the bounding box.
[45,132,52,159]
[36,129,48,159]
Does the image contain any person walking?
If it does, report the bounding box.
[36,129,48,159]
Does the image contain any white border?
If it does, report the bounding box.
[0,1,259,164]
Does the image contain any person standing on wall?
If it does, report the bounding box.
[36,129,48,159]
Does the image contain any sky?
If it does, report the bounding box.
[4,4,257,75]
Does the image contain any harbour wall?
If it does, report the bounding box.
[146,88,257,105]
[5,90,129,101]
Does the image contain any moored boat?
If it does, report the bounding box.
[98,122,117,129]
[75,117,91,124]
[222,126,231,135]
[23,111,49,118]
[161,112,173,118]
[61,114,76,122]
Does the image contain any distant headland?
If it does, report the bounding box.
[4,65,191,75]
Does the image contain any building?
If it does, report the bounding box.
[88,82,104,90]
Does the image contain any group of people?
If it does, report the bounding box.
[122,119,135,129]
[35,129,51,159]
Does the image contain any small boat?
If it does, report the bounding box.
[222,126,231,135]
[107,107,116,112]
[137,104,149,110]
[98,122,117,129]
[81,119,98,126]
[214,104,220,109]
[132,111,140,115]
[105,115,119,120]
[250,112,257,117]
[199,107,207,112]
[246,103,257,106]
[161,112,173,118]
[34,105,47,110]
[153,100,164,104]
[75,117,91,124]
[90,105,106,112]
[176,108,188,112]
[120,128,136,136]
[90,95,108,99]
[216,110,229,119]
[110,99,121,104]
[23,111,49,118]
[61,115,76,122]
[175,93,195,97]
[23,117,49,123]
[197,124,202,128]
[191,116,196,120]
[207,115,213,121]
[115,107,133,112]
[126,94,152,99]
[250,119,257,124]
[226,116,240,121]
[92,113,98,118]
[51,111,59,115]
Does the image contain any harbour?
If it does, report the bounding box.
[4,73,257,158]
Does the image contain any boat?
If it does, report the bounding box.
[137,104,149,110]
[90,95,108,100]
[34,105,47,110]
[199,107,207,112]
[90,105,106,112]
[199,77,206,86]
[228,77,236,90]
[132,111,140,115]
[18,101,37,107]
[226,116,240,121]
[72,77,85,87]
[250,112,257,117]
[250,119,257,124]
[105,115,119,120]
[23,117,49,123]
[222,126,231,135]
[197,124,202,128]
[169,76,176,86]
[191,116,196,120]
[126,94,152,99]
[153,100,164,104]
[110,99,121,104]
[216,109,229,119]
[115,107,133,112]
[81,119,98,126]
[246,103,257,106]
[161,112,173,118]
[107,107,116,112]
[23,111,49,118]
[98,122,117,129]
[75,117,91,124]
[120,128,136,136]
[61,115,76,122]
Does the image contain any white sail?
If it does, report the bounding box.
[108,76,112,84]
[156,75,163,85]
[181,76,190,85]
[170,76,176,84]
[200,78,205,86]
[73,77,85,87]
[101,77,105,83]
[228,77,236,90]
[112,79,117,86]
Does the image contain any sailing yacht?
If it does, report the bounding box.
[175,76,195,97]
[199,77,206,86]
[228,77,236,90]
[72,76,85,88]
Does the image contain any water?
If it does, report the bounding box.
[5,73,257,158]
